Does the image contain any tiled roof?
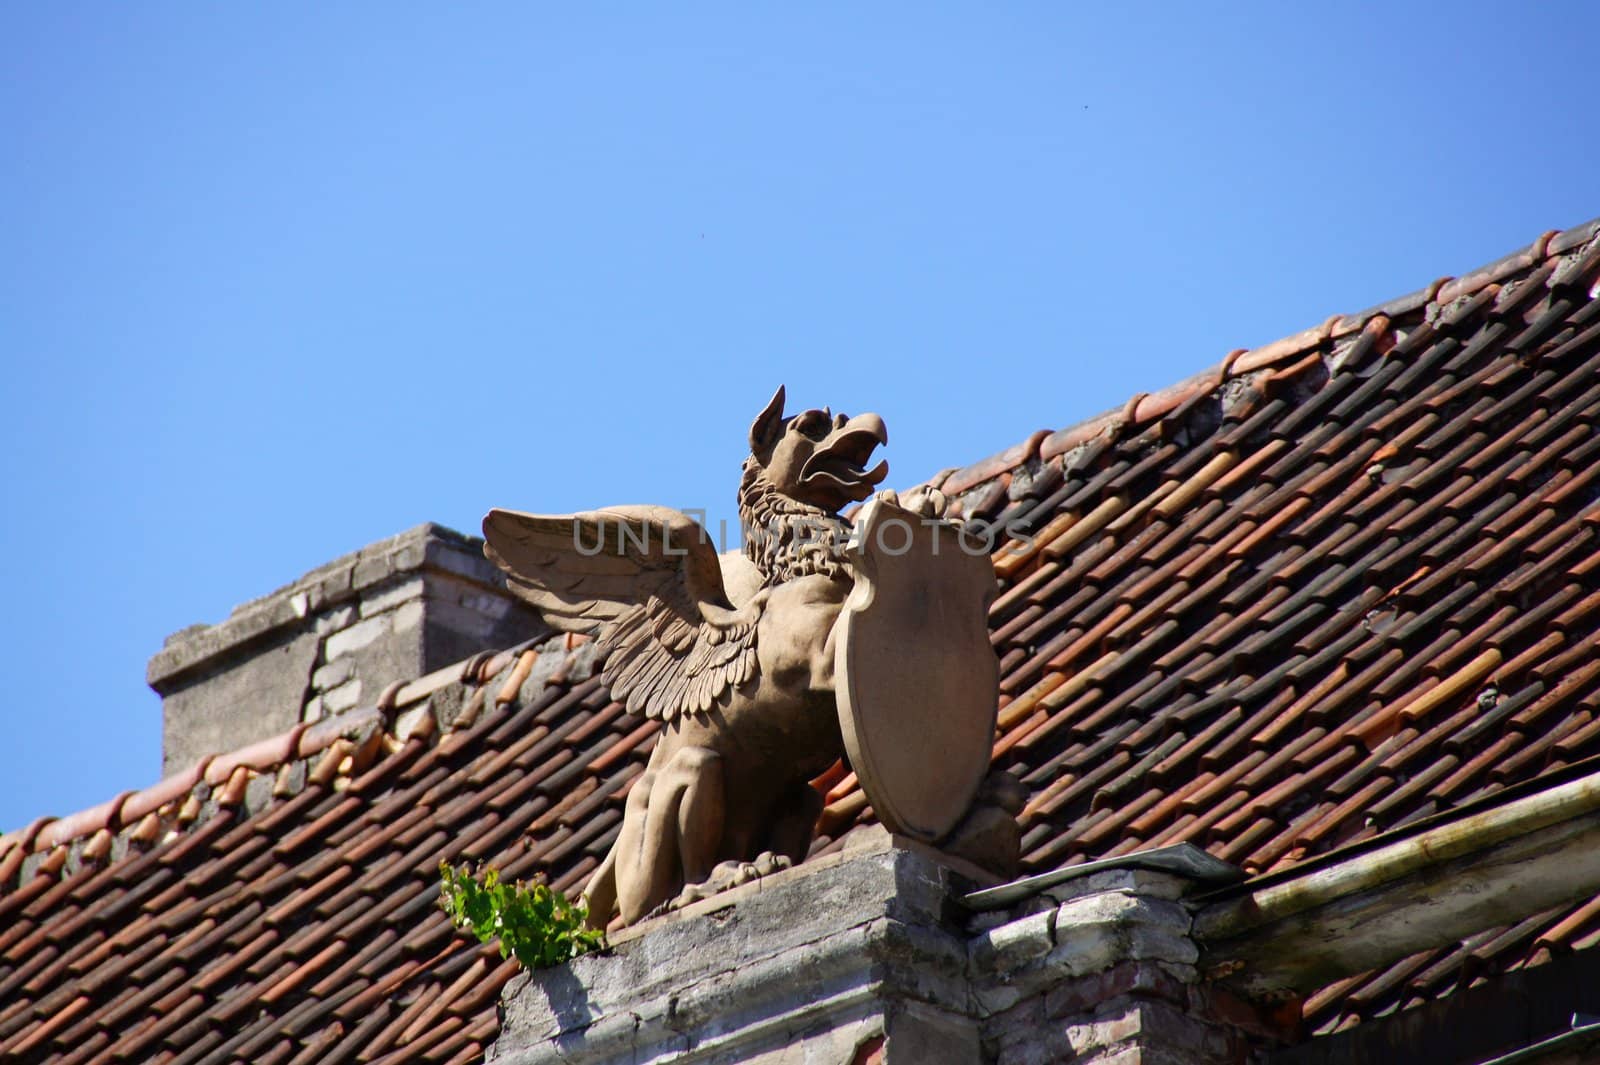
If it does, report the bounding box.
[4,215,1599,1060]
[917,214,1600,1034]
[0,638,628,1065]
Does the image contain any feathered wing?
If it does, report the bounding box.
[482,505,763,721]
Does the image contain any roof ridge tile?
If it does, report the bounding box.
[958,216,1600,517]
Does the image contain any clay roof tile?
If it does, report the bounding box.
[8,216,1600,1057]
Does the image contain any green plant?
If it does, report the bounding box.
[438,861,606,969]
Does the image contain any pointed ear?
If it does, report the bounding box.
[749,385,786,453]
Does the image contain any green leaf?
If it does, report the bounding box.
[436,862,607,970]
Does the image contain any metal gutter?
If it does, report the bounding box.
[1194,760,1600,998]
[962,842,1242,910]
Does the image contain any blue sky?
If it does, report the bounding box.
[2,4,1596,833]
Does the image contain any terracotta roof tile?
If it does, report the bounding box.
[5,215,1600,1059]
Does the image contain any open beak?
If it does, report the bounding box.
[801,412,889,502]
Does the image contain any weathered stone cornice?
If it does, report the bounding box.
[147,523,506,690]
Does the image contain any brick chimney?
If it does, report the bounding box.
[147,523,548,774]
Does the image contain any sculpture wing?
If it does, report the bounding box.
[483,505,763,721]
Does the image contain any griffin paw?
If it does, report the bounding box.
[664,852,794,912]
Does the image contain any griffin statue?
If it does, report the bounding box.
[484,387,1006,928]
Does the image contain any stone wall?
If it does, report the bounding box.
[971,867,1288,1064]
[492,832,980,1065]
[491,832,1288,1065]
[148,523,547,774]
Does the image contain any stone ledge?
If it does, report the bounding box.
[494,838,977,1064]
[971,887,1199,1016]
[491,839,1277,1064]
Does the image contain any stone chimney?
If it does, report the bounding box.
[147,523,548,775]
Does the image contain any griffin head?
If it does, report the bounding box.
[746,385,889,513]
[738,386,889,586]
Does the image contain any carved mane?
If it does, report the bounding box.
[738,458,853,586]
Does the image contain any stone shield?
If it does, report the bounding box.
[834,498,1000,843]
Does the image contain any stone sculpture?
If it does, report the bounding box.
[484,387,1002,927]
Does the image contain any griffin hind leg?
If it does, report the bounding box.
[672,747,725,885]
[581,846,618,930]
[611,761,663,925]
[613,743,726,924]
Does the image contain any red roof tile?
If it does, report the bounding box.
[5,215,1600,1059]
